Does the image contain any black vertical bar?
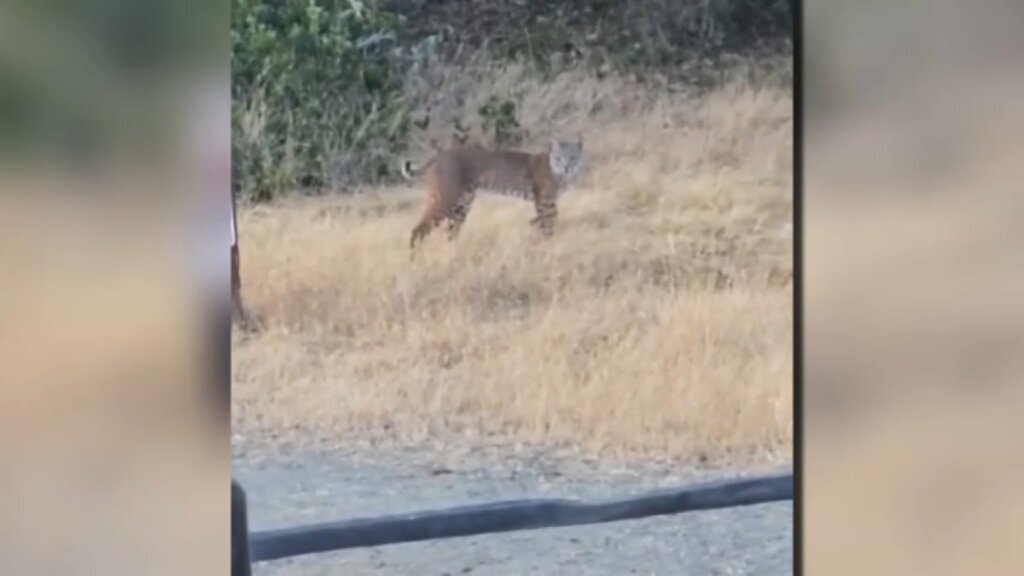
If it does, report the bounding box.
[232,480,252,576]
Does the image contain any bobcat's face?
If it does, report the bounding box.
[548,138,585,184]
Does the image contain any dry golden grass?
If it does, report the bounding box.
[232,69,793,465]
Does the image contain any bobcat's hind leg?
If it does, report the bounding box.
[445,219,461,241]
[410,214,442,249]
[410,183,448,250]
[444,190,476,241]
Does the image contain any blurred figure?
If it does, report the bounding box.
[186,72,234,414]
[806,1,1024,574]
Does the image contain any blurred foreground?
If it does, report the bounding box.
[1,1,228,573]
[806,0,1024,574]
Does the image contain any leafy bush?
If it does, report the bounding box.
[478,96,521,147]
[388,0,791,72]
[232,0,410,201]
[231,0,792,201]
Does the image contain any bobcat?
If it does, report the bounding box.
[402,138,585,249]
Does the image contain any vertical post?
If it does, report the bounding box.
[232,480,252,576]
[230,186,246,324]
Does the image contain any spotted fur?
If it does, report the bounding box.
[404,138,585,249]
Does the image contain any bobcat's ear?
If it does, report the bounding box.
[550,137,559,150]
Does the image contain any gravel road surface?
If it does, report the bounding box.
[233,439,792,575]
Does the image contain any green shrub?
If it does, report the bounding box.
[231,0,792,201]
[232,0,410,201]
[478,96,521,147]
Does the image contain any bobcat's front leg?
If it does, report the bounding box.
[530,194,558,237]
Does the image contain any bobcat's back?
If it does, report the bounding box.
[431,148,554,201]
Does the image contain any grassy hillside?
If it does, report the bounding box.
[232,66,793,465]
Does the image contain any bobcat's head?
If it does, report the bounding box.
[548,137,585,184]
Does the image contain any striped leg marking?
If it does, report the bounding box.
[530,199,557,236]
[445,191,475,240]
